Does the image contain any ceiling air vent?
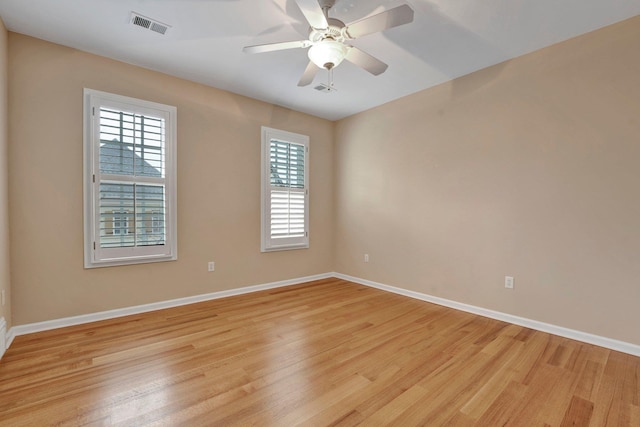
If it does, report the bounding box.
[314,84,337,93]
[130,12,170,35]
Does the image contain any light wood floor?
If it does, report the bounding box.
[0,278,638,426]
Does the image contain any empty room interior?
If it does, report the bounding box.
[0,0,639,425]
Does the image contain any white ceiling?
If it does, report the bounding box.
[1,0,638,120]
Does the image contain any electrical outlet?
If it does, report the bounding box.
[1,290,4,306]
[208,261,215,272]
[364,254,369,263]
[505,276,514,289]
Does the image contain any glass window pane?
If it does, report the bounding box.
[99,183,135,248]
[136,184,166,247]
[270,140,305,188]
[99,108,165,178]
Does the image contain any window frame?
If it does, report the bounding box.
[83,89,178,268]
[261,126,309,252]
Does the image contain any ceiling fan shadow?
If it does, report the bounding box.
[255,0,309,37]
[378,1,510,99]
[255,22,302,38]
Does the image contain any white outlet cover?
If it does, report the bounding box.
[505,276,514,289]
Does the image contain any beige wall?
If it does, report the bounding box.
[8,34,334,325]
[0,19,10,329]
[335,16,640,345]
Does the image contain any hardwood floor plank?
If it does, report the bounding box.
[0,278,638,426]
[474,380,528,425]
[365,383,429,425]
[559,395,594,427]
[459,340,525,418]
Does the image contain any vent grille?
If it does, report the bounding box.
[132,15,152,29]
[150,22,168,35]
[130,12,170,35]
[314,84,337,93]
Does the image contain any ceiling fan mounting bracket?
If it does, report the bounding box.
[318,0,337,12]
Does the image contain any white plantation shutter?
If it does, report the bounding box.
[270,190,306,238]
[261,127,309,251]
[84,89,177,267]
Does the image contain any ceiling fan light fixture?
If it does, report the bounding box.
[308,39,348,70]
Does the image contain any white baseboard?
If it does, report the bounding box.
[334,273,640,357]
[0,317,6,360]
[6,327,15,351]
[8,272,334,339]
[6,272,640,358]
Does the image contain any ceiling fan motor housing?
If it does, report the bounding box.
[309,18,347,43]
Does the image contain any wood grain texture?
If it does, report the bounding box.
[0,278,638,426]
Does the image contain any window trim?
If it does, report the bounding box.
[83,88,178,268]
[261,126,309,252]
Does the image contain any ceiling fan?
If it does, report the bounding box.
[243,0,414,88]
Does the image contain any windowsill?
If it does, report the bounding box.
[84,254,177,269]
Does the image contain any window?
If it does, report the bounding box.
[261,127,309,252]
[111,211,130,236]
[83,89,177,267]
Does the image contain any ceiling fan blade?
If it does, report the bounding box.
[345,46,388,75]
[294,0,329,29]
[243,40,309,54]
[346,4,414,39]
[298,61,319,86]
